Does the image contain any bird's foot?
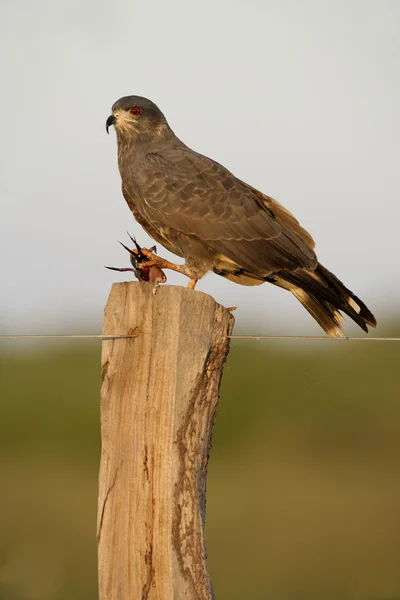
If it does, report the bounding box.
[141,254,199,291]
[106,235,167,294]
[106,234,191,294]
[124,233,195,287]
[130,247,184,280]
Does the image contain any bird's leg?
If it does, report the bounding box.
[109,235,197,292]
[122,236,179,274]
[137,247,186,275]
[136,249,205,290]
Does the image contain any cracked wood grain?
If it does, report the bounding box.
[97,282,234,600]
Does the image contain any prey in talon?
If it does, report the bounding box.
[105,234,167,293]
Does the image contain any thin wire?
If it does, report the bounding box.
[0,334,138,340]
[0,334,399,341]
[230,335,400,341]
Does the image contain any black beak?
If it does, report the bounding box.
[106,114,116,134]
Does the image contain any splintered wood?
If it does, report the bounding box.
[98,282,234,600]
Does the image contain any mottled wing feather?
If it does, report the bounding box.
[122,183,183,257]
[130,145,317,276]
[247,186,316,251]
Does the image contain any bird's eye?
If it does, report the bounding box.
[130,106,141,115]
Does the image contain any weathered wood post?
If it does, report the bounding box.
[97,282,234,599]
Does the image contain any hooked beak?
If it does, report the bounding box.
[106,114,116,134]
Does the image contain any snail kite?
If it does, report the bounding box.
[106,95,376,337]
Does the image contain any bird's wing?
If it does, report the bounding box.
[133,145,317,275]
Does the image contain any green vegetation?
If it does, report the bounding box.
[1,330,399,599]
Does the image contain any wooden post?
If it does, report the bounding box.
[97,282,234,600]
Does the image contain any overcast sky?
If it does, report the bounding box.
[1,0,399,336]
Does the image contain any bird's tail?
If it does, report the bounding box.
[272,263,377,337]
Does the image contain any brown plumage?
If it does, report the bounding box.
[106,95,376,337]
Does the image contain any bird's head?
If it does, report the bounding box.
[106,96,170,143]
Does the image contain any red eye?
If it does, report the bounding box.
[130,106,141,115]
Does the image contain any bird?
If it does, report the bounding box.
[106,95,376,337]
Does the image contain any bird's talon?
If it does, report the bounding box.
[110,233,185,287]
[109,236,163,282]
[105,266,136,273]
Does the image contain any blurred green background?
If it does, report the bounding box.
[1,326,400,600]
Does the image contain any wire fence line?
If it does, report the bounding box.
[0,334,399,342]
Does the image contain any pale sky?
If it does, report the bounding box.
[1,0,399,336]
